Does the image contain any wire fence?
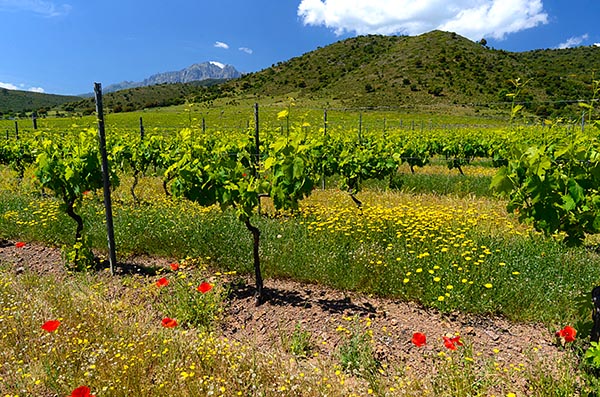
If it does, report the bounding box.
[1,101,594,141]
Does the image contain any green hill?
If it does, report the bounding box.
[228,30,599,117]
[0,89,80,115]
[15,31,600,119]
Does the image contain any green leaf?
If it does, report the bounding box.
[567,178,585,204]
[561,195,576,211]
[263,157,276,170]
[535,157,552,179]
[272,138,287,153]
[65,167,74,181]
[292,158,305,179]
[511,104,523,115]
[490,167,513,194]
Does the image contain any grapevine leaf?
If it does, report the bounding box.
[490,167,513,194]
[568,179,585,205]
[292,158,305,179]
[263,157,276,170]
[273,138,287,153]
[65,167,74,181]
[561,195,576,211]
[535,157,552,179]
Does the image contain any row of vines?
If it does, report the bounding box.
[2,103,600,298]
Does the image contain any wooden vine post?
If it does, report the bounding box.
[139,117,145,140]
[592,286,600,342]
[94,83,117,275]
[253,103,260,177]
[249,102,263,302]
[322,109,327,189]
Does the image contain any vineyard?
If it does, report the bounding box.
[2,97,600,395]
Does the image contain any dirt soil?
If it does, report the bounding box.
[0,239,565,379]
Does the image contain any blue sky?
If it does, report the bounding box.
[0,0,599,95]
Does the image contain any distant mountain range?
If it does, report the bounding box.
[102,61,241,93]
[0,61,241,113]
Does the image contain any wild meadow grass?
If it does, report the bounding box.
[0,263,586,396]
[2,165,600,395]
[1,170,592,324]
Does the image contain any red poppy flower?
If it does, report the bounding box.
[443,335,463,350]
[70,385,95,397]
[161,317,178,328]
[169,263,179,271]
[41,320,61,332]
[412,332,426,347]
[556,325,577,343]
[15,242,26,248]
[82,190,90,196]
[156,277,169,287]
[197,281,213,294]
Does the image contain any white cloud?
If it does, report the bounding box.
[0,0,71,17]
[214,41,230,49]
[298,0,548,40]
[0,81,18,90]
[595,43,600,47]
[0,81,45,93]
[239,47,253,54]
[557,34,589,49]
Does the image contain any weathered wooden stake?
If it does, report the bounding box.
[254,102,261,214]
[358,112,363,143]
[322,109,327,190]
[254,103,260,174]
[591,286,600,342]
[32,112,37,130]
[251,103,264,303]
[94,83,117,275]
[139,117,144,140]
